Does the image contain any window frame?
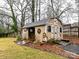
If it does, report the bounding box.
[60,27,62,32]
[47,26,51,32]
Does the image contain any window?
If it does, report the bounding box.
[47,26,51,32]
[60,28,62,32]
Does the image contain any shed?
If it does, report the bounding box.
[22,18,63,42]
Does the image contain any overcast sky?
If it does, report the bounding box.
[0,0,78,24]
[0,0,5,6]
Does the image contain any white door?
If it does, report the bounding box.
[54,26,59,40]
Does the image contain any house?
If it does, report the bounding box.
[22,18,63,42]
[63,24,71,35]
[63,22,78,36]
[71,22,78,36]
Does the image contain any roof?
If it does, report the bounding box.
[25,19,48,28]
[71,26,78,28]
[24,18,62,28]
[71,22,78,27]
[63,24,71,26]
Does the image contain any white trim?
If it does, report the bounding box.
[45,25,47,33]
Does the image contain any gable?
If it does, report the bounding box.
[48,18,62,27]
[50,18,62,25]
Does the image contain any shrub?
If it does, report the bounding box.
[16,35,22,41]
[47,39,60,45]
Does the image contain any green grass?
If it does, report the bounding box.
[0,38,67,59]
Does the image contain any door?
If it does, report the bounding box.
[54,26,59,40]
[28,27,35,41]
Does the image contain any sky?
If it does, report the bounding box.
[0,0,5,6]
[0,0,78,24]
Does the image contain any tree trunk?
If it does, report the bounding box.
[32,0,35,22]
[38,0,41,21]
[36,0,38,21]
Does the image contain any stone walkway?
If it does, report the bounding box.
[63,44,79,55]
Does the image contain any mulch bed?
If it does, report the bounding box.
[24,42,79,59]
[15,40,79,59]
[25,42,55,52]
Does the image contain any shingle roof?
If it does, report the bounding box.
[25,19,48,28]
[24,18,62,28]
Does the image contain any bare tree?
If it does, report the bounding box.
[0,0,31,35]
[47,0,73,20]
[0,0,18,33]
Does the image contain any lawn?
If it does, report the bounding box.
[0,38,67,59]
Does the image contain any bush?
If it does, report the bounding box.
[47,39,60,45]
[16,35,22,41]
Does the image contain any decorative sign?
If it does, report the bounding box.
[37,29,41,34]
